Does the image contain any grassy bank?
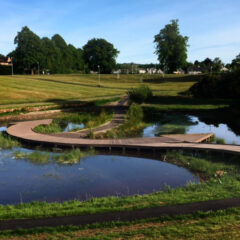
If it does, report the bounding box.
[1,208,240,239]
[0,151,240,221]
[14,149,95,165]
[0,74,196,106]
[0,132,20,149]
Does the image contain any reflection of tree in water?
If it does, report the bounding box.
[196,108,240,136]
[58,120,68,131]
[155,114,198,135]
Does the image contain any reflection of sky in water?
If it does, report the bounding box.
[63,123,84,132]
[0,149,198,205]
[0,126,7,132]
[143,115,240,145]
[187,116,240,145]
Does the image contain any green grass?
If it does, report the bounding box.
[1,207,240,239]
[13,149,95,165]
[0,152,240,221]
[14,151,50,165]
[0,74,197,106]
[0,132,20,149]
[53,148,95,165]
[96,105,146,139]
[33,120,63,134]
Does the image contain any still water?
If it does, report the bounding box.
[0,149,198,205]
[143,114,240,145]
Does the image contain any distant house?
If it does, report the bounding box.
[146,68,156,74]
[0,57,12,66]
[187,66,202,75]
[157,69,164,74]
[146,68,164,74]
[113,70,121,74]
[139,69,146,74]
[221,66,229,72]
[173,68,185,74]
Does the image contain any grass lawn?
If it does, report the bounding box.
[0,74,196,106]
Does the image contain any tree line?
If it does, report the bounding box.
[3,26,119,74]
[1,22,240,75]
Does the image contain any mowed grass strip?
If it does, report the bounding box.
[0,74,196,105]
[1,208,240,239]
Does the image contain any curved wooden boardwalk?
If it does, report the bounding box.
[51,110,125,138]
[7,119,240,155]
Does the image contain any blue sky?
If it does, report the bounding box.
[0,0,240,63]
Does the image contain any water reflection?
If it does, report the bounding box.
[0,126,7,132]
[143,114,240,145]
[63,122,84,132]
[0,150,199,205]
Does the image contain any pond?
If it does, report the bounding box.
[0,147,198,205]
[143,114,240,145]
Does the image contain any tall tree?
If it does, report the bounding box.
[83,38,119,73]
[231,53,240,71]
[41,37,61,73]
[154,20,189,73]
[13,26,43,74]
[52,34,72,72]
[68,44,84,71]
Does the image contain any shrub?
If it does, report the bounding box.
[126,103,143,125]
[216,138,226,144]
[127,85,153,103]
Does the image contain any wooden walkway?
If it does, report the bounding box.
[6,119,240,155]
[51,111,125,138]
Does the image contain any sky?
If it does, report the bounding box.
[0,0,240,64]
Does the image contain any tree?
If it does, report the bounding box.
[68,44,84,72]
[41,37,61,73]
[10,26,85,74]
[154,20,189,73]
[231,53,240,71]
[83,38,119,73]
[52,34,72,73]
[212,57,223,73]
[13,26,44,74]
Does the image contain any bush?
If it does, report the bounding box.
[126,103,143,125]
[127,85,153,103]
[216,138,226,144]
[0,65,11,75]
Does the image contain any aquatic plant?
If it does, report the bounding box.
[0,132,20,149]
[53,148,95,165]
[14,151,50,165]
